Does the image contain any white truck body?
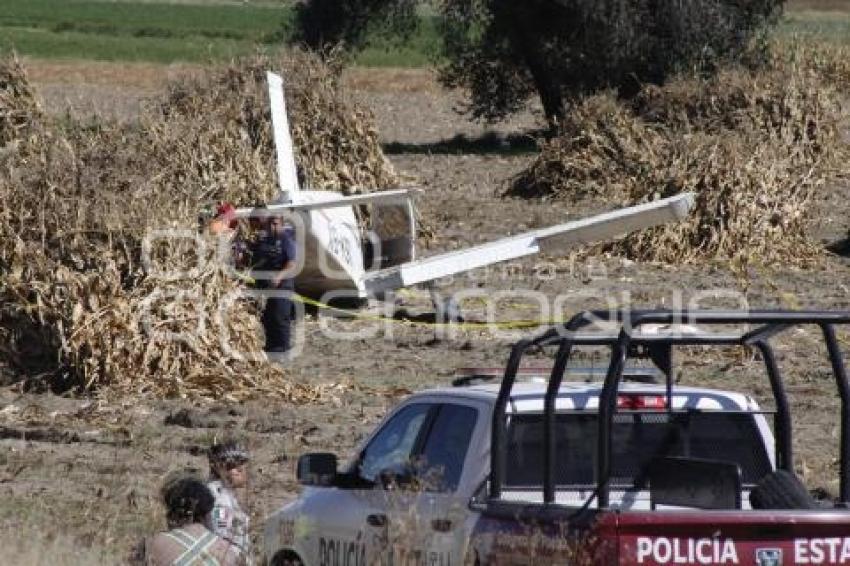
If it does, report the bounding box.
[262,380,776,566]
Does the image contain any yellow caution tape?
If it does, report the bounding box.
[292,293,552,330]
[233,271,560,329]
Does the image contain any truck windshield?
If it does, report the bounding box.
[504,412,772,488]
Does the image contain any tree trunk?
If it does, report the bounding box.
[503,3,565,133]
[531,69,565,134]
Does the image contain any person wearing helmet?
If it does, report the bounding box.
[207,441,252,563]
[136,474,244,566]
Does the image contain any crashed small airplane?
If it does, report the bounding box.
[228,72,694,316]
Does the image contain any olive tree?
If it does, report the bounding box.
[292,0,786,125]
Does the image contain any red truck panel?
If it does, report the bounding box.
[615,511,850,565]
[474,509,850,565]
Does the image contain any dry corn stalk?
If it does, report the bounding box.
[155,52,398,199]
[0,51,398,401]
[510,96,666,200]
[0,53,42,148]
[509,43,848,267]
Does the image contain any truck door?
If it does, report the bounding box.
[382,402,481,566]
[302,402,436,566]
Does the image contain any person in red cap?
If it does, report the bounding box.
[209,203,238,236]
[208,202,253,273]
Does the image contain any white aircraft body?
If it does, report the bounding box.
[232,72,694,309]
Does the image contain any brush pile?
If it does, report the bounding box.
[0,54,42,148]
[0,51,397,400]
[156,54,398,198]
[509,42,848,265]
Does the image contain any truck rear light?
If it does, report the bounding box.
[617,394,667,410]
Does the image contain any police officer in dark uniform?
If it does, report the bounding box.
[252,215,297,356]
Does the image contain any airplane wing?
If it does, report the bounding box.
[361,193,694,295]
[231,189,414,218]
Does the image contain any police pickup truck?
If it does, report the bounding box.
[263,310,850,566]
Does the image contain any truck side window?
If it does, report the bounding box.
[360,403,432,483]
[418,404,477,492]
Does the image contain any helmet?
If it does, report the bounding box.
[209,440,250,468]
[215,202,238,230]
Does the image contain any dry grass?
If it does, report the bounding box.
[0,51,397,400]
[509,41,849,268]
[775,38,850,91]
[0,525,118,566]
[342,67,441,93]
[23,59,201,90]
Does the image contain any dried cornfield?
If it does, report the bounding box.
[509,42,849,267]
[0,51,397,400]
[0,53,42,148]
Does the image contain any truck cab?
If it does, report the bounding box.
[263,310,850,565]
[263,384,491,566]
[263,373,777,565]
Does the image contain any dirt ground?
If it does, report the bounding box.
[1,61,849,563]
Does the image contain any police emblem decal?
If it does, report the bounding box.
[755,548,782,566]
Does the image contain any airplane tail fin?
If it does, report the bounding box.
[266,71,301,199]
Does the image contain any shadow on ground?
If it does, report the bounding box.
[827,234,850,257]
[383,130,543,156]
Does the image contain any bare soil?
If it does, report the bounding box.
[2,61,849,563]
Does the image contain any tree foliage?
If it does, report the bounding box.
[292,0,786,124]
[292,0,419,54]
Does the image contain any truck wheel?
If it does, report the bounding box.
[270,551,304,566]
[749,470,819,510]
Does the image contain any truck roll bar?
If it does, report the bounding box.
[489,310,850,507]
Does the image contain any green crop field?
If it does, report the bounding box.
[0,0,288,39]
[0,0,845,66]
[0,0,291,62]
[0,0,439,65]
